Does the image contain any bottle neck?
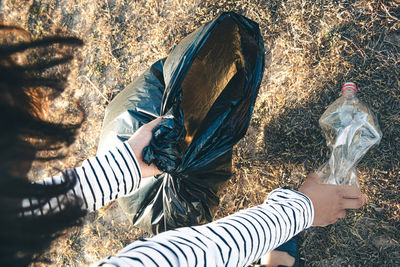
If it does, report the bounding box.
[341,82,357,98]
[342,88,356,98]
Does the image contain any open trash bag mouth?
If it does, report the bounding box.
[98,12,265,234]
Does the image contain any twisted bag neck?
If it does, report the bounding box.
[142,91,186,175]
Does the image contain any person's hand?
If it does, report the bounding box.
[127,118,162,178]
[299,173,368,227]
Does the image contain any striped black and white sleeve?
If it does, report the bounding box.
[23,141,142,214]
[94,188,314,267]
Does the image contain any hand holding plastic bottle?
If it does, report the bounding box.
[317,82,382,186]
[300,173,368,226]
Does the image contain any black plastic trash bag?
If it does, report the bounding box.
[98,12,265,234]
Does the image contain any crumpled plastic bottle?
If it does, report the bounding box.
[317,82,382,186]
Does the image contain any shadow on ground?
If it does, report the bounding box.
[262,16,400,264]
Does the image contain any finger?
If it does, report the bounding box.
[342,196,367,209]
[144,117,162,129]
[339,185,362,199]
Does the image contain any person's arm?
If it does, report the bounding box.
[23,141,142,214]
[94,188,312,267]
[22,118,162,215]
[94,174,367,267]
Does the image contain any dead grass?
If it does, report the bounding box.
[1,0,399,266]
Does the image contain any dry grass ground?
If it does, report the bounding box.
[1,0,399,266]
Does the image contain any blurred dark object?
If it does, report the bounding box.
[98,12,265,234]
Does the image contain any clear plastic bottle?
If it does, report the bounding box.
[317,82,382,186]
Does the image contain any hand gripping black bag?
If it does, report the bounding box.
[97,12,265,234]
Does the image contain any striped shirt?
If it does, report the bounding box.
[23,142,142,215]
[25,142,314,267]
